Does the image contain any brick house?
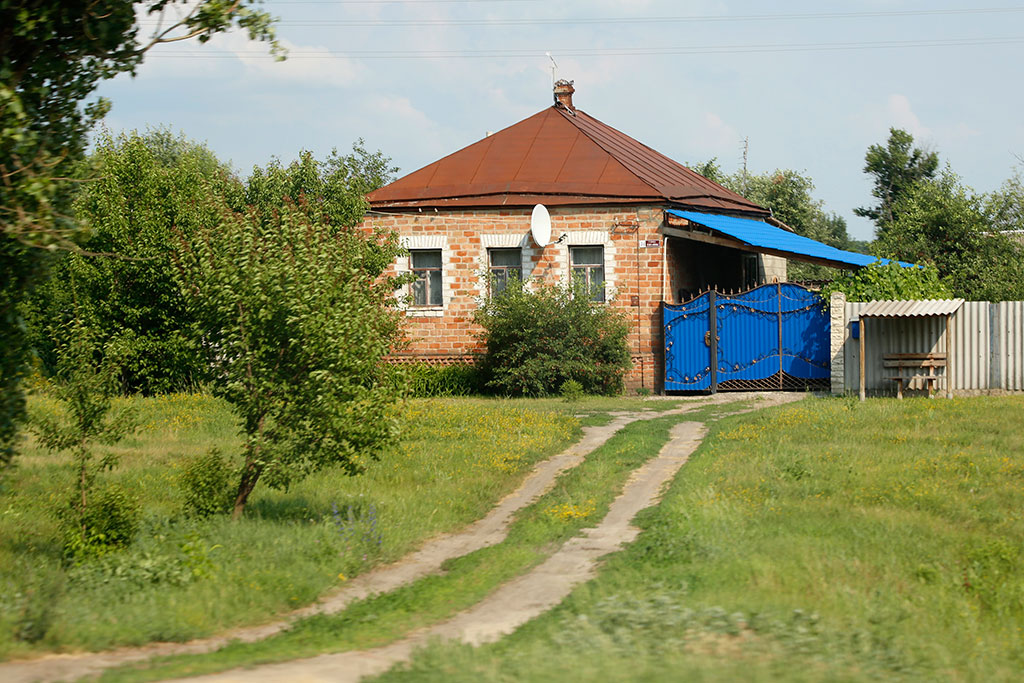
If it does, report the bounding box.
[362,81,793,391]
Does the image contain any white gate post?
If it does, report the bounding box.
[830,291,847,395]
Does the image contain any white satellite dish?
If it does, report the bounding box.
[530,204,551,247]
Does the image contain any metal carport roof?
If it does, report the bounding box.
[858,299,964,318]
[665,209,917,270]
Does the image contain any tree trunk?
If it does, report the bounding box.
[78,445,88,536]
[231,460,263,520]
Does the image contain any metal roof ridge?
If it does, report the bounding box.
[571,111,686,188]
[563,108,765,212]
[555,106,665,198]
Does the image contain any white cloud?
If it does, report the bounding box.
[885,93,931,139]
[853,94,980,152]
[698,111,741,151]
[354,94,450,164]
[935,121,981,144]
[214,31,363,88]
[365,94,434,129]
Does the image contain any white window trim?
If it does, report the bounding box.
[397,236,449,316]
[486,246,524,297]
[559,231,616,299]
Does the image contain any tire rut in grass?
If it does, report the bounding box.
[0,411,655,683]
[170,420,709,683]
[3,393,797,683]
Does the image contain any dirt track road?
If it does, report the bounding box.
[3,393,802,683]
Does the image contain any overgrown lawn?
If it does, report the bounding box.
[0,394,579,658]
[96,402,746,681]
[374,396,1024,682]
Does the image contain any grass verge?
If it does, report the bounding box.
[0,395,580,658]
[96,401,745,682]
[370,395,1024,682]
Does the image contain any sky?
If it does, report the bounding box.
[95,0,1024,241]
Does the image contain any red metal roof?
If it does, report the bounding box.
[367,106,767,215]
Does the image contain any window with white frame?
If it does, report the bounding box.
[488,248,522,295]
[570,245,605,302]
[410,249,442,306]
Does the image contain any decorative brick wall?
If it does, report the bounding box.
[361,205,667,392]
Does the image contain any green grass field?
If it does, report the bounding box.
[372,395,1024,682]
[0,393,595,658]
[97,401,744,683]
[9,394,1022,682]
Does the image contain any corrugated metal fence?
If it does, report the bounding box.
[842,301,1024,394]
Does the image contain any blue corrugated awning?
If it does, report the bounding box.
[666,209,916,269]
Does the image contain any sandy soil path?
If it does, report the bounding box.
[174,420,708,683]
[3,392,801,683]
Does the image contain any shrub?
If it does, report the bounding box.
[820,260,951,302]
[398,362,482,397]
[179,449,235,518]
[560,379,584,402]
[29,320,138,559]
[60,483,141,559]
[474,280,631,396]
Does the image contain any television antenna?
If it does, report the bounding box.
[546,52,558,87]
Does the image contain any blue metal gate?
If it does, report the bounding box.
[663,283,830,392]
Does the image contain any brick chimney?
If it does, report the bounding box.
[553,79,575,112]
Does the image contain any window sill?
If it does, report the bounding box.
[405,307,444,318]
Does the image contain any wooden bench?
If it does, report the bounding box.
[883,353,947,399]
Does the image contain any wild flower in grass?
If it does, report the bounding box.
[544,499,596,522]
[330,501,383,560]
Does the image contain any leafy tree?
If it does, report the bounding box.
[29,320,138,557]
[689,158,729,185]
[247,141,397,227]
[986,172,1024,235]
[855,127,939,234]
[691,160,856,280]
[25,129,239,393]
[875,168,1024,301]
[1,0,280,467]
[474,280,631,397]
[820,261,951,302]
[174,196,407,519]
[737,170,854,251]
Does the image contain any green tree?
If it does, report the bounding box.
[246,142,398,240]
[1,0,280,466]
[820,261,951,302]
[736,170,854,251]
[986,172,1024,235]
[875,168,1024,301]
[29,320,138,557]
[689,158,728,185]
[855,127,939,234]
[25,129,239,393]
[474,280,631,397]
[174,196,406,519]
[692,160,856,279]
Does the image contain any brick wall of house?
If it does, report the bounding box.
[361,204,670,392]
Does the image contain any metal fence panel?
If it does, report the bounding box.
[953,302,989,390]
[1001,301,1024,391]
